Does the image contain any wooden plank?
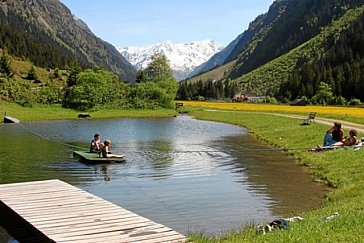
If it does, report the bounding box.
[35,216,150,229]
[57,228,185,243]
[40,219,155,234]
[27,210,140,225]
[5,200,105,211]
[5,195,118,208]
[43,222,165,238]
[52,224,174,242]
[0,179,186,242]
[0,179,65,189]
[20,210,136,222]
[12,204,123,218]
[1,191,91,203]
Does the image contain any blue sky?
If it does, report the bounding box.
[61,0,273,48]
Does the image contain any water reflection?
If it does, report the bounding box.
[0,116,327,238]
[94,164,111,182]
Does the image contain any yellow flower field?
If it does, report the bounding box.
[180,101,364,119]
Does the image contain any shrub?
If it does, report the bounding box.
[348,98,361,106]
[37,84,62,104]
[332,96,347,106]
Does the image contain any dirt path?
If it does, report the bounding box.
[203,109,364,134]
[269,113,364,134]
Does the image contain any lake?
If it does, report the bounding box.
[0,115,327,240]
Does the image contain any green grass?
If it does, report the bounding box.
[188,109,364,242]
[0,101,177,122]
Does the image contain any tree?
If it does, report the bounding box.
[144,54,174,82]
[0,49,12,77]
[177,82,190,100]
[312,82,333,105]
[26,66,38,81]
[135,70,147,83]
[140,54,178,108]
[66,64,82,87]
[63,69,118,110]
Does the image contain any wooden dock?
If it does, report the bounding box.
[0,179,186,243]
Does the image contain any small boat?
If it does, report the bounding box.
[73,151,125,163]
[4,116,20,123]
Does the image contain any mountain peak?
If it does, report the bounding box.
[118,40,223,81]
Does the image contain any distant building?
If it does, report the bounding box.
[290,99,307,106]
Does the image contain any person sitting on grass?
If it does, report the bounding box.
[313,129,359,152]
[330,129,358,147]
[323,122,344,146]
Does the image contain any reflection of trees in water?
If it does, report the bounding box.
[141,140,175,180]
[0,126,81,184]
[219,135,328,216]
[94,164,111,182]
[148,140,174,170]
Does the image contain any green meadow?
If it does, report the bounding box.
[188,109,364,243]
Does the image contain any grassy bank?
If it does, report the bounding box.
[187,108,364,242]
[0,101,177,122]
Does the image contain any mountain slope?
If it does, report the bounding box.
[229,0,364,79]
[180,0,364,102]
[0,0,136,82]
[236,6,364,98]
[188,0,289,79]
[118,40,223,81]
[189,0,364,82]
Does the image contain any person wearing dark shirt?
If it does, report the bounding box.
[323,122,344,146]
[90,134,101,153]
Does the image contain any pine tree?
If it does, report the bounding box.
[26,66,38,80]
[0,49,12,77]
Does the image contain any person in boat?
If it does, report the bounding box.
[90,133,102,153]
[323,122,344,146]
[100,140,124,158]
[100,139,112,157]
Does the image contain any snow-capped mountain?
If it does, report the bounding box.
[118,40,223,81]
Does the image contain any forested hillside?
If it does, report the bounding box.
[0,0,136,82]
[229,0,364,79]
[238,6,364,102]
[0,10,79,69]
[279,7,364,101]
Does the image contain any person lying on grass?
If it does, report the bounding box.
[331,129,358,147]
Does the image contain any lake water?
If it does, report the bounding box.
[0,115,327,240]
